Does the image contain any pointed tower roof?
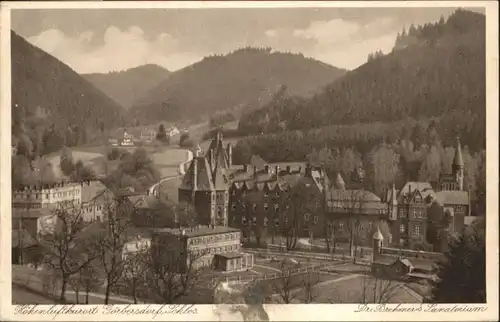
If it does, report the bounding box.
[334,173,346,190]
[373,226,384,240]
[453,137,464,167]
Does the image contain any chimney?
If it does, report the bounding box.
[253,166,257,177]
[286,166,291,173]
[243,164,248,172]
[264,165,270,173]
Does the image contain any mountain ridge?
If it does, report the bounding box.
[83,64,170,109]
[237,9,486,150]
[127,47,347,124]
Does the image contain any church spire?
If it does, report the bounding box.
[452,137,465,191]
[453,137,464,169]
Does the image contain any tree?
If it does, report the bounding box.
[60,146,75,177]
[143,238,206,303]
[340,189,369,262]
[179,132,190,146]
[271,259,302,303]
[358,274,398,304]
[371,144,400,195]
[426,200,452,252]
[281,181,314,251]
[302,271,320,303]
[174,201,199,228]
[419,145,442,182]
[71,160,95,181]
[156,124,169,144]
[95,195,134,304]
[39,201,99,303]
[431,217,486,303]
[120,242,149,304]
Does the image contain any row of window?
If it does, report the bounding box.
[191,244,239,256]
[240,214,320,226]
[16,189,81,200]
[399,224,421,236]
[188,232,239,246]
[398,207,426,219]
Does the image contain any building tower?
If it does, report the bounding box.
[372,226,384,262]
[388,182,398,221]
[452,137,465,191]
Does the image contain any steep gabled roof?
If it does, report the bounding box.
[179,157,215,191]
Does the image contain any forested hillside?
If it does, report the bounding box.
[11,31,127,156]
[238,9,486,151]
[83,64,170,109]
[232,9,486,214]
[128,47,346,124]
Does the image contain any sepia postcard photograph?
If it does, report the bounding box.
[0,1,498,321]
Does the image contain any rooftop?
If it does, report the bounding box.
[152,225,240,238]
[435,190,469,206]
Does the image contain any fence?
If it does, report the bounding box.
[207,262,341,288]
[381,247,445,261]
[244,247,354,262]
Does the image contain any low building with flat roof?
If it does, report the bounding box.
[151,225,253,273]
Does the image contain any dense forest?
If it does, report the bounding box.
[83,64,170,109]
[238,9,486,151]
[11,31,127,157]
[128,47,346,124]
[233,119,486,215]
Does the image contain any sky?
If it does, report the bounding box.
[11,6,485,74]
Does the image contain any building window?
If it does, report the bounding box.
[264,217,268,226]
[388,233,393,243]
[400,224,405,233]
[368,221,373,231]
[253,204,257,211]
[338,223,344,231]
[274,218,279,227]
[274,204,279,212]
[242,217,247,225]
[284,216,289,224]
[45,194,49,199]
[232,204,236,211]
[252,217,257,225]
[304,213,310,221]
[264,203,268,211]
[313,216,318,224]
[413,224,421,236]
[411,208,417,218]
[264,192,268,198]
